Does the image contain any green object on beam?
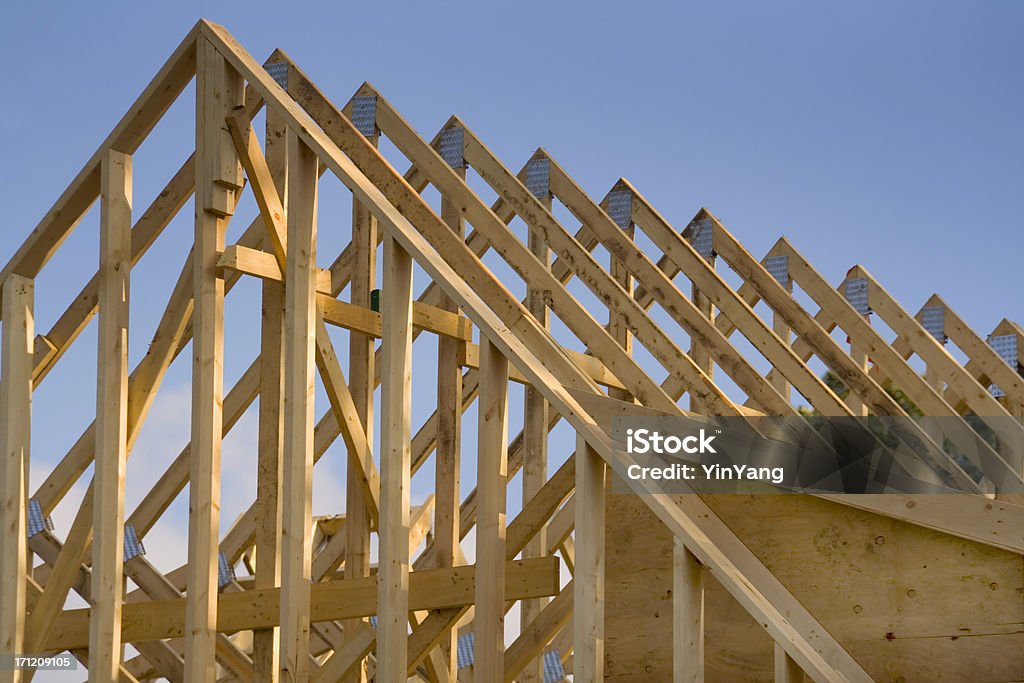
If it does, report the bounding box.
[370,289,381,312]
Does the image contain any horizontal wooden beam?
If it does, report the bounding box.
[219,243,333,293]
[46,558,559,651]
[219,244,473,342]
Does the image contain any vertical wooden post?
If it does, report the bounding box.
[186,38,243,681]
[848,344,869,417]
[608,223,635,402]
[89,149,132,681]
[474,338,510,680]
[674,537,704,683]
[434,165,466,680]
[279,133,319,682]
[253,107,288,683]
[774,643,804,682]
[522,167,552,683]
[768,268,792,403]
[345,112,379,683]
[574,434,606,681]
[690,288,714,412]
[0,274,33,682]
[769,313,792,402]
[255,275,284,680]
[377,235,414,682]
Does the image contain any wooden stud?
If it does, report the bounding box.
[279,133,319,682]
[0,275,32,680]
[377,235,414,682]
[89,149,132,681]
[185,38,241,682]
[521,162,552,683]
[674,538,704,683]
[474,339,510,680]
[434,161,467,681]
[344,104,378,683]
[574,434,606,682]
[253,107,286,683]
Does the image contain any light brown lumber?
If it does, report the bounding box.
[89,149,132,681]
[219,245,474,345]
[185,37,242,682]
[253,105,286,683]
[345,109,378,683]
[306,83,382,682]
[378,234,415,682]
[0,274,32,677]
[674,538,704,683]
[433,134,467,682]
[48,559,559,651]
[0,23,198,305]
[279,133,319,682]
[475,340,510,680]
[217,243,332,293]
[521,162,552,683]
[770,309,792,402]
[200,27,870,681]
[574,434,606,681]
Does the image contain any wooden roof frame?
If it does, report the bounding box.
[2,19,1022,682]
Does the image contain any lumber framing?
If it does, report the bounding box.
[6,19,1021,682]
[279,132,319,681]
[89,148,133,681]
[377,234,414,682]
[0,275,32,681]
[185,38,242,682]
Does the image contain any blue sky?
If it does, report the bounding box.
[2,1,1022,668]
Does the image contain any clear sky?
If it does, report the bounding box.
[2,1,1022,672]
